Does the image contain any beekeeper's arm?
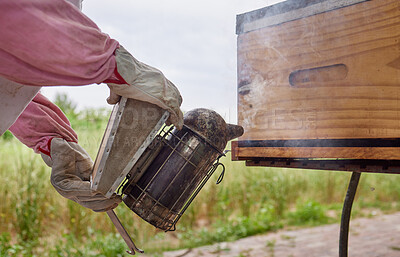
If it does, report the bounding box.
[8,93,121,212]
[0,0,183,128]
[1,0,183,211]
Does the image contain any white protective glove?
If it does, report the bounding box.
[106,45,184,129]
[41,138,122,212]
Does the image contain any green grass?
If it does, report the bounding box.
[287,200,329,226]
[1,97,400,256]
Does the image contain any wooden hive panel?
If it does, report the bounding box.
[235,0,400,160]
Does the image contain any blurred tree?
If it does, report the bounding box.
[53,92,77,117]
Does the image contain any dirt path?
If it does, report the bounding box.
[160,212,400,257]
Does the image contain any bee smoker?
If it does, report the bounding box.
[92,98,243,254]
[122,108,244,231]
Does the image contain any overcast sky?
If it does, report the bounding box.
[41,0,285,123]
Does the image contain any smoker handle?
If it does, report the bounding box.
[106,210,144,255]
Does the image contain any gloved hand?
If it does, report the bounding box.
[106,45,184,129]
[41,138,122,212]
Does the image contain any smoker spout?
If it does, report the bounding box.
[226,124,244,141]
[183,108,244,151]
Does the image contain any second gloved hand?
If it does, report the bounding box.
[41,138,121,212]
[106,45,184,129]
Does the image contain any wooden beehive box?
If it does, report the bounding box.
[233,0,400,162]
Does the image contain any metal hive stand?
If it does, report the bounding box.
[244,158,400,257]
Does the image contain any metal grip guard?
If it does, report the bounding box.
[121,125,226,231]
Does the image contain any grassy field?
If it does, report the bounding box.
[1,100,400,256]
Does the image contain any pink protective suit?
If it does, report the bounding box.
[0,0,118,86]
[9,93,79,156]
[1,0,122,155]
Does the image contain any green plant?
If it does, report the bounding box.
[266,239,276,257]
[90,233,127,257]
[176,206,281,250]
[0,232,35,257]
[1,130,13,141]
[0,232,11,255]
[67,201,93,238]
[288,200,329,226]
[47,232,128,257]
[14,157,45,244]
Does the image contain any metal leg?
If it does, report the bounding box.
[339,172,361,257]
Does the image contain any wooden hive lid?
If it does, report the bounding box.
[236,0,368,34]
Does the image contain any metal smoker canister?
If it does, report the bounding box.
[122,108,244,231]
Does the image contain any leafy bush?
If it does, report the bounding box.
[288,200,329,226]
[177,205,282,249]
[48,233,127,257]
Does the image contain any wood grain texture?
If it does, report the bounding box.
[234,147,400,160]
[237,0,369,34]
[245,159,400,174]
[237,0,400,144]
[231,141,240,161]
